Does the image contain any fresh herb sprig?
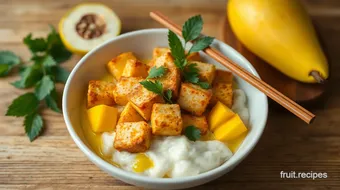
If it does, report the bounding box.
[184,125,201,141]
[168,15,214,89]
[3,26,72,141]
[140,66,173,103]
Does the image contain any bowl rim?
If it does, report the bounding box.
[62,28,268,184]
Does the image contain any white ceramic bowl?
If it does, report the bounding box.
[62,28,268,189]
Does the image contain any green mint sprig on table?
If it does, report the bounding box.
[3,26,72,142]
[184,125,201,141]
[168,15,214,89]
[140,66,173,104]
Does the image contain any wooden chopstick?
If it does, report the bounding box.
[150,11,316,124]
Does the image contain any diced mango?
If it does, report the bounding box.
[87,105,118,133]
[107,52,137,79]
[213,114,248,141]
[226,131,248,153]
[208,101,235,131]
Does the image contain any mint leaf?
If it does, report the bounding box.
[168,30,186,69]
[0,51,21,77]
[182,15,203,43]
[24,112,43,142]
[164,89,173,104]
[24,34,48,53]
[35,75,54,100]
[11,65,43,89]
[47,26,72,64]
[147,66,166,79]
[184,126,201,141]
[198,81,210,89]
[32,55,57,68]
[52,66,70,83]
[45,89,61,113]
[188,36,214,54]
[6,93,39,116]
[183,63,199,83]
[140,80,163,95]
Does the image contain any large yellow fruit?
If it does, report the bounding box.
[228,0,328,83]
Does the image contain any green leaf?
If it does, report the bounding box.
[0,51,21,77]
[183,63,199,83]
[198,81,210,89]
[164,89,173,104]
[188,36,214,54]
[182,15,203,43]
[11,65,43,89]
[45,89,61,113]
[42,55,57,67]
[24,112,43,142]
[139,80,163,95]
[184,125,201,141]
[35,75,54,100]
[46,26,72,64]
[147,66,166,79]
[23,33,48,53]
[6,93,39,116]
[52,66,70,83]
[168,30,186,69]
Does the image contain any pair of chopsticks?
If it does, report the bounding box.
[150,11,315,124]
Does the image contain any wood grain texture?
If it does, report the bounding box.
[1,0,340,189]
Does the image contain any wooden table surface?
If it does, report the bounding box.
[1,0,340,189]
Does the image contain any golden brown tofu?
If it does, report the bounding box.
[213,70,233,84]
[87,80,116,108]
[151,104,183,136]
[182,114,208,135]
[187,52,201,61]
[210,83,233,108]
[107,52,137,80]
[148,48,170,68]
[118,102,144,123]
[151,53,181,97]
[129,86,164,121]
[177,83,212,116]
[121,59,149,78]
[189,62,216,84]
[113,77,142,106]
[114,121,151,153]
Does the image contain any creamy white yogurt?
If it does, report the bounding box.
[101,134,233,178]
[232,89,249,126]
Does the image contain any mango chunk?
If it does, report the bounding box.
[87,105,118,133]
[208,101,235,131]
[107,52,137,79]
[213,114,248,141]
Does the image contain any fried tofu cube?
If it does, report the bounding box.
[107,52,137,79]
[87,80,116,108]
[113,77,142,106]
[121,59,149,78]
[129,86,164,121]
[182,114,208,135]
[177,83,212,116]
[153,47,170,59]
[189,62,216,84]
[210,83,233,108]
[213,70,233,84]
[118,102,144,123]
[187,52,201,61]
[151,104,183,136]
[114,121,151,153]
[151,53,181,97]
